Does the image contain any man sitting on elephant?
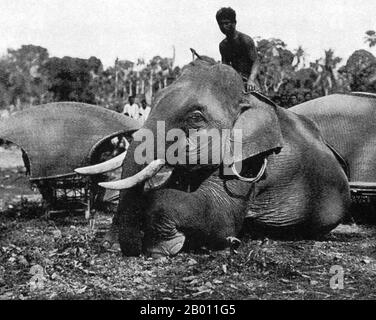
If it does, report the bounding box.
[216,7,260,92]
[76,57,350,257]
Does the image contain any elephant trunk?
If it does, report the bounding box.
[115,141,148,256]
[103,122,175,256]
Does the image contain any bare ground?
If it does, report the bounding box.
[1,146,376,300]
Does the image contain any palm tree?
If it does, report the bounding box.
[293,46,305,70]
[312,49,342,95]
[365,30,376,48]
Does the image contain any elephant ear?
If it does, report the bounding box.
[223,102,284,166]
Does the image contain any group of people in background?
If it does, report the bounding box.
[272,90,321,108]
[122,96,151,125]
[108,96,152,160]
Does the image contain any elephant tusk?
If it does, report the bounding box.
[231,158,267,183]
[98,159,166,190]
[74,151,127,175]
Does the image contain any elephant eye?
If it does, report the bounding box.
[183,108,208,130]
[187,110,206,123]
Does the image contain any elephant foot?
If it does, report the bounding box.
[103,241,121,252]
[226,236,241,253]
[102,227,120,251]
[146,232,186,258]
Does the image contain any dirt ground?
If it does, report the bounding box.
[1,146,376,300]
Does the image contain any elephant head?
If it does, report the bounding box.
[77,59,349,257]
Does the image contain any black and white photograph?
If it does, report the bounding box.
[0,0,376,303]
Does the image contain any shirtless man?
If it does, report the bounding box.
[216,7,260,91]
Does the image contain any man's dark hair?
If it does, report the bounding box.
[216,7,236,23]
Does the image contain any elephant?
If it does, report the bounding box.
[291,92,376,185]
[76,58,351,257]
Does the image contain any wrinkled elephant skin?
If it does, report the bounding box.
[83,60,351,257]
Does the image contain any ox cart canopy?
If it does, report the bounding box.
[0,102,141,218]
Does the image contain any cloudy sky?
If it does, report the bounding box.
[0,0,375,67]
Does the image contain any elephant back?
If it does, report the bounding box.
[291,93,376,183]
[0,102,141,179]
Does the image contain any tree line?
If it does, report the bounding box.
[0,30,375,113]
